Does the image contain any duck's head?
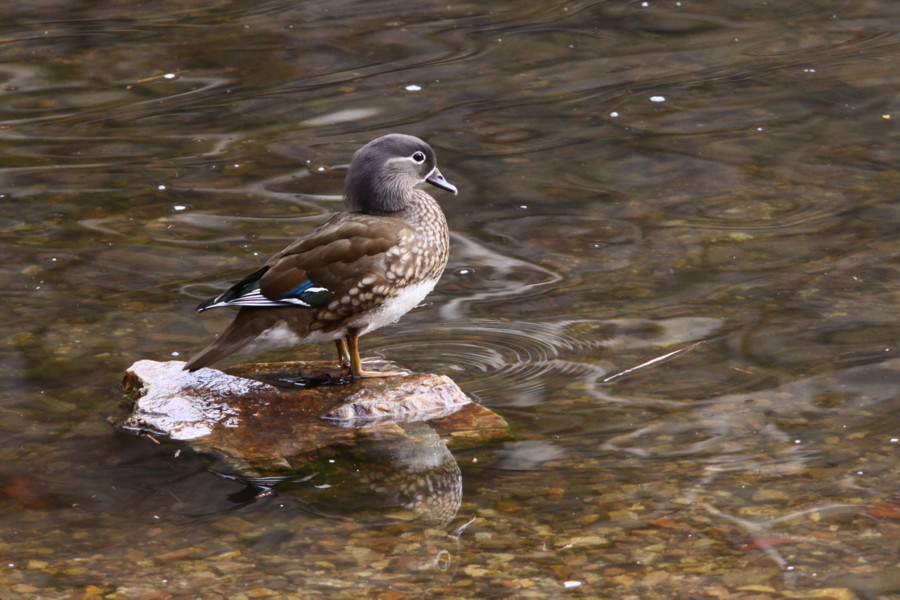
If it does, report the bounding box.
[343,133,457,214]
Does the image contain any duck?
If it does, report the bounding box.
[183,133,457,378]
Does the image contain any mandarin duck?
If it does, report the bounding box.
[184,134,456,378]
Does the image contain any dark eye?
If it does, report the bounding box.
[412,151,426,163]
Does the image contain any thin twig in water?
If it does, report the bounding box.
[449,516,477,539]
[137,74,168,83]
[602,340,705,383]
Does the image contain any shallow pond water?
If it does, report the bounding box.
[1,0,898,598]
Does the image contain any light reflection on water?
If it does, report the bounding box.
[1,0,898,597]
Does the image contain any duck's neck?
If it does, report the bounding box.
[344,172,410,214]
[393,190,447,233]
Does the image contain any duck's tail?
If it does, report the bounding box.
[183,308,282,372]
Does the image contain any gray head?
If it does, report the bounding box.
[343,134,457,214]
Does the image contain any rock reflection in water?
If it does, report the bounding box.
[219,422,462,528]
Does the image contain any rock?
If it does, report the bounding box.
[121,359,479,439]
[323,376,472,426]
[119,360,510,526]
[121,360,259,439]
[121,360,509,453]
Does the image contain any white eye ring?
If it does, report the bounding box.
[412,151,426,163]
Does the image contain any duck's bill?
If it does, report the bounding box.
[425,168,458,195]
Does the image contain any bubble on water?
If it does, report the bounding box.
[650,95,666,103]
[404,84,423,92]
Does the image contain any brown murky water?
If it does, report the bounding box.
[1,1,898,598]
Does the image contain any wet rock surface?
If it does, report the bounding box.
[120,360,510,526]
[122,360,509,466]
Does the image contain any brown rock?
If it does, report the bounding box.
[120,359,510,526]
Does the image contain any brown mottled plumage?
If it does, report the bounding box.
[184,134,456,377]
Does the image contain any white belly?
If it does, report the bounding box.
[244,320,340,355]
[350,278,439,335]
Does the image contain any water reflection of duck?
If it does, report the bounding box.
[184,134,457,378]
[217,422,463,528]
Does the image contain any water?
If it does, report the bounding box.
[1,0,898,597]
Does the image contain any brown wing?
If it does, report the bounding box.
[258,212,411,301]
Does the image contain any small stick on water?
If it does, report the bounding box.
[602,340,705,383]
[137,74,169,83]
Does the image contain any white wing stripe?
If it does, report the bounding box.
[211,288,313,309]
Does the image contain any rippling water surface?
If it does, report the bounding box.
[1,0,898,598]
